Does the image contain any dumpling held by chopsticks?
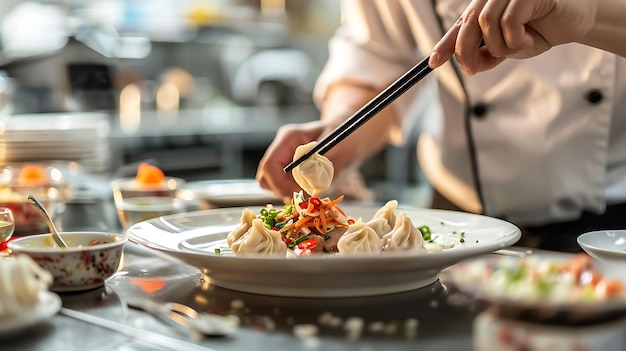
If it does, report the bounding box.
[292,141,334,196]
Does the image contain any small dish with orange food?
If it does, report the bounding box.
[111,163,185,230]
[0,163,65,235]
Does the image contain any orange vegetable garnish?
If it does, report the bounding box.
[130,277,166,294]
[136,162,165,185]
[281,195,347,235]
[17,164,48,186]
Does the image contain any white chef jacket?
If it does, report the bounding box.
[313,0,626,226]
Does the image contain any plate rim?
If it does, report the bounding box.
[126,205,522,262]
[0,291,61,335]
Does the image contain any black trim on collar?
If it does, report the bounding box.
[430,0,485,213]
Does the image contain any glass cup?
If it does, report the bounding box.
[0,207,15,242]
[115,196,184,230]
[110,176,186,231]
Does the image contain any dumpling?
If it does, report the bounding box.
[373,200,398,223]
[231,218,287,256]
[292,141,334,196]
[366,218,393,239]
[382,212,427,253]
[0,255,52,317]
[365,200,398,237]
[337,218,382,255]
[227,208,258,246]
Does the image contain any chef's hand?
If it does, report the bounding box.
[256,83,397,200]
[428,0,597,74]
[256,121,327,200]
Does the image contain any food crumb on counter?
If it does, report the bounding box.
[344,317,364,341]
[293,324,319,338]
[230,299,245,310]
[257,316,276,331]
[293,324,320,349]
[318,311,342,327]
[446,292,471,307]
[368,321,385,333]
[404,318,419,339]
[384,322,398,335]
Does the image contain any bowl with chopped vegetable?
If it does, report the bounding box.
[8,231,127,292]
[0,163,65,235]
[446,253,626,321]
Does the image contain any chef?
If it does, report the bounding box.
[256,0,626,252]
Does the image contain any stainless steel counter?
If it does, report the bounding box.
[5,246,481,350]
[3,199,488,351]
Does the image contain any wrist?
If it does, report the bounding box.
[579,0,626,57]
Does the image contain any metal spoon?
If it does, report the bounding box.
[27,194,68,248]
[126,298,239,338]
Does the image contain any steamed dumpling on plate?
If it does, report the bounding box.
[366,200,398,238]
[231,218,287,256]
[382,212,427,253]
[292,141,334,196]
[337,218,382,255]
[227,208,258,246]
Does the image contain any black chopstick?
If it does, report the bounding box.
[283,40,485,174]
[283,54,434,173]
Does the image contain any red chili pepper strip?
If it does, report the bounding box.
[309,197,322,208]
[297,239,317,251]
[299,201,309,209]
[0,236,20,252]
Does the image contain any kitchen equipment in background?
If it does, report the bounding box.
[229,48,315,106]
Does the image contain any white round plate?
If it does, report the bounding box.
[0,291,61,340]
[577,230,626,262]
[182,179,282,207]
[126,205,520,297]
[446,254,626,317]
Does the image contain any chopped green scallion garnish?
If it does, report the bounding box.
[418,225,432,241]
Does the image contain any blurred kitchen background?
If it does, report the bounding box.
[0,0,435,206]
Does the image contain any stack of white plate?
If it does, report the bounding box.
[0,112,111,173]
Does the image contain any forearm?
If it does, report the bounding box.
[580,0,626,57]
[319,82,397,172]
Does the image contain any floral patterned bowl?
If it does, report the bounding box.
[7,232,127,292]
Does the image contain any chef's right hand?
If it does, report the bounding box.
[429,0,597,74]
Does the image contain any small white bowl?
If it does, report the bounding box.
[577,230,626,262]
[8,232,127,292]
